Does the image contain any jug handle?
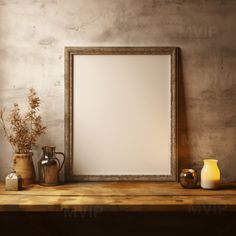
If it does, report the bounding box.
[55,152,65,172]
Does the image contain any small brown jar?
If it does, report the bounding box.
[180,169,198,188]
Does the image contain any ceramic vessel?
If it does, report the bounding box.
[13,153,35,185]
[201,159,220,189]
[5,170,22,191]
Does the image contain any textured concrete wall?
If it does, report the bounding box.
[0,0,235,181]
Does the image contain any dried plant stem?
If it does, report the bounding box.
[0,88,46,154]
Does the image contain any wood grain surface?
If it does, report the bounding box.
[0,182,236,212]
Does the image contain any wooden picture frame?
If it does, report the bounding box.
[65,47,178,181]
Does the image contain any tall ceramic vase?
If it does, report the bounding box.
[13,153,36,185]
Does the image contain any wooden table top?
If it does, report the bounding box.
[0,182,236,212]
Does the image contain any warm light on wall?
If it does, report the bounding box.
[201,159,221,189]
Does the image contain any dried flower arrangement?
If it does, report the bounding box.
[0,88,46,154]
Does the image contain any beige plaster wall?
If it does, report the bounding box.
[0,0,235,181]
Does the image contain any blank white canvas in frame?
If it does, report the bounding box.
[73,54,171,176]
